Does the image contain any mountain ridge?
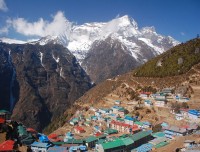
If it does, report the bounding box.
[0,42,92,131]
[0,15,179,83]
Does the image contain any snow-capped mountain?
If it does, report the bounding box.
[1,15,179,83]
[31,15,178,63]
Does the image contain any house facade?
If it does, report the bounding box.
[164,126,187,139]
[31,142,52,152]
[188,110,200,119]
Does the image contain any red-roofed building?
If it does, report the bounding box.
[0,140,15,152]
[0,118,5,124]
[26,128,37,134]
[48,133,61,142]
[131,125,141,134]
[74,126,85,134]
[110,120,135,133]
[94,132,102,137]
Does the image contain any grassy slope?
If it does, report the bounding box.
[134,38,200,77]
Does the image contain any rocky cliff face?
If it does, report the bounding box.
[0,42,92,131]
[81,36,169,83]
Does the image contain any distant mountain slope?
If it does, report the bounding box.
[134,38,200,77]
[0,42,92,131]
[12,15,178,83]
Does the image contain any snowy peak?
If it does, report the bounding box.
[0,37,26,44]
[30,35,63,45]
[1,15,179,64]
[141,26,156,33]
[115,15,138,29]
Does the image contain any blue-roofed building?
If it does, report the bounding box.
[144,100,153,107]
[91,116,98,121]
[142,121,151,129]
[188,110,200,119]
[131,143,153,152]
[176,96,190,102]
[139,94,148,99]
[99,108,112,114]
[108,113,117,119]
[95,111,102,116]
[94,125,101,132]
[124,115,137,125]
[112,106,123,113]
[38,134,50,143]
[31,141,52,152]
[69,118,79,126]
[161,122,169,129]
[47,146,68,152]
[64,132,74,142]
[164,126,187,139]
[69,145,87,152]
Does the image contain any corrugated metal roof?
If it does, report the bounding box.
[130,131,152,142]
[133,143,153,152]
[102,139,124,150]
[0,110,10,114]
[149,137,168,145]
[85,136,97,143]
[165,125,186,133]
[47,146,68,152]
[134,121,143,126]
[31,142,52,148]
[104,128,118,135]
[154,141,169,148]
[121,138,134,146]
[152,132,165,138]
[65,139,84,144]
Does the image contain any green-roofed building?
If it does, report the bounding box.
[85,136,97,149]
[154,141,169,148]
[96,134,107,140]
[152,132,165,138]
[96,137,135,152]
[130,131,153,148]
[17,125,35,145]
[97,139,106,144]
[0,109,11,120]
[121,138,134,151]
[104,128,118,135]
[52,142,66,146]
[65,138,85,144]
[134,121,143,127]
[18,125,28,137]
[69,118,79,126]
[116,117,124,122]
[84,121,91,127]
[97,138,125,152]
[20,133,35,145]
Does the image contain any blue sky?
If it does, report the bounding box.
[0,0,199,42]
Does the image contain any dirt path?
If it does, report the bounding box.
[153,134,200,152]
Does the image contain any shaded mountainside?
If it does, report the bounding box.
[134,38,200,77]
[82,37,140,83]
[82,35,176,83]
[0,42,92,131]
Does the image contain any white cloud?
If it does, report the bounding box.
[8,11,69,37]
[0,26,9,34]
[180,32,185,36]
[0,0,8,12]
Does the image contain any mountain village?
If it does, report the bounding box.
[1,84,200,152]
